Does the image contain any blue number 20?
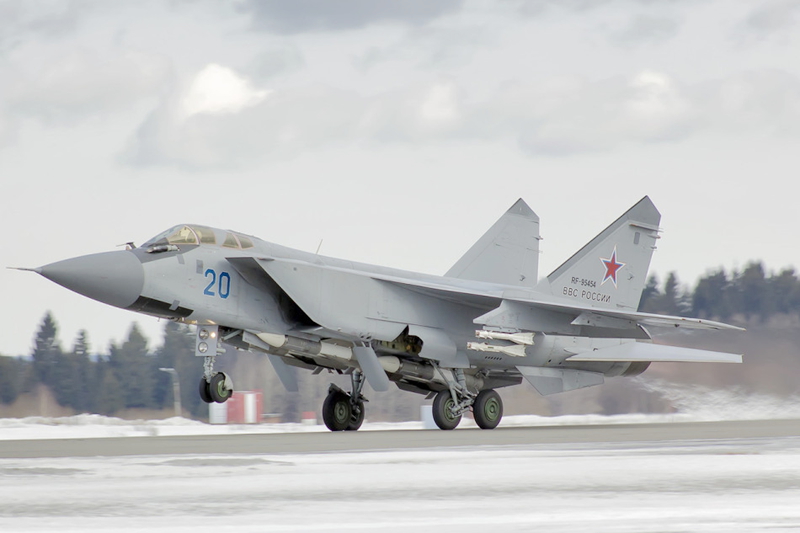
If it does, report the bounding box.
[203,269,231,299]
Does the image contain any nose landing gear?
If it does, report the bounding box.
[195,325,233,404]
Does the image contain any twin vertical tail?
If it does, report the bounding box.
[540,196,661,311]
[445,199,541,287]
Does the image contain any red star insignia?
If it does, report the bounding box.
[600,247,625,287]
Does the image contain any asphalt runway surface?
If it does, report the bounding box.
[2,418,799,458]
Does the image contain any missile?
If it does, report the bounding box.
[256,332,353,361]
[467,342,527,358]
[475,330,535,346]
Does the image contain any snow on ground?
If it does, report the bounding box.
[0,412,677,441]
[2,383,800,532]
[1,437,800,532]
[2,380,799,441]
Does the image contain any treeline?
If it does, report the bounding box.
[0,313,209,417]
[640,262,800,321]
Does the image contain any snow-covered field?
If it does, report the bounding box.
[0,412,700,440]
[1,436,800,532]
[2,383,800,533]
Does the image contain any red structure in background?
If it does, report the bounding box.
[210,390,263,424]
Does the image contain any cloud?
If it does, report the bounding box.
[5,50,172,124]
[249,45,305,82]
[419,83,460,124]
[354,24,496,71]
[123,73,466,168]
[0,107,19,147]
[238,0,464,34]
[180,64,270,119]
[607,14,682,47]
[742,0,800,38]
[0,0,94,51]
[122,65,800,168]
[465,71,698,155]
[704,69,800,135]
[506,0,652,18]
[123,73,365,169]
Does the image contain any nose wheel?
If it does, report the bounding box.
[199,378,213,403]
[198,372,234,404]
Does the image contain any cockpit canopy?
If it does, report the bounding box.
[143,225,254,251]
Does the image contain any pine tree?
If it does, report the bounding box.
[0,355,24,404]
[693,269,731,319]
[155,322,205,417]
[739,262,772,320]
[771,268,800,315]
[93,360,125,415]
[109,324,155,409]
[638,275,661,312]
[67,331,92,412]
[31,312,62,390]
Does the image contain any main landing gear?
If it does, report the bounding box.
[430,366,503,430]
[431,388,503,430]
[195,325,233,404]
[322,371,367,431]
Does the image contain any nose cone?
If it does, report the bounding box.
[39,251,144,309]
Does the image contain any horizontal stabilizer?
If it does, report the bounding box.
[566,342,742,364]
[565,307,744,332]
[631,315,744,331]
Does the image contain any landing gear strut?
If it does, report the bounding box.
[195,325,233,404]
[432,390,462,430]
[322,371,367,431]
[430,365,503,430]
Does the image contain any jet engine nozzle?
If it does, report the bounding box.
[38,251,144,309]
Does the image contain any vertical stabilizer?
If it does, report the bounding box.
[541,196,661,311]
[446,199,540,287]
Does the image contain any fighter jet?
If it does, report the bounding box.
[19,197,742,430]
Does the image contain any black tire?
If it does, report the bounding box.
[346,401,365,431]
[473,389,503,430]
[322,391,352,431]
[432,390,462,430]
[198,378,213,404]
[209,373,232,404]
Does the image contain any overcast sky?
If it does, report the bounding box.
[2,0,799,356]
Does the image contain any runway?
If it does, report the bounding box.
[1,418,799,458]
[3,419,800,532]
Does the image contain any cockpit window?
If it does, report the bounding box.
[192,225,217,245]
[235,233,254,249]
[222,233,239,248]
[166,225,198,245]
[144,225,249,251]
